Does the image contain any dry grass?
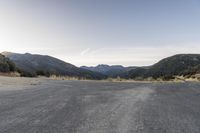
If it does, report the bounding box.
[49,75,200,83]
[49,75,86,81]
[0,72,20,77]
[1,73,200,84]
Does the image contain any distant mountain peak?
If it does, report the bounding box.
[1,51,14,56]
[81,64,135,77]
[25,53,31,55]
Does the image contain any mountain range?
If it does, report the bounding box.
[81,65,136,77]
[81,54,200,80]
[1,52,200,80]
[2,52,106,79]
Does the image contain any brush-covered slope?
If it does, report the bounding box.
[128,54,200,79]
[0,54,16,72]
[2,52,106,79]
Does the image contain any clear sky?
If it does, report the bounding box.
[1,0,200,66]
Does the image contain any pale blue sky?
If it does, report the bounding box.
[1,0,200,66]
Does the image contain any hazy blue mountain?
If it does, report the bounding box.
[81,64,136,77]
[2,52,106,79]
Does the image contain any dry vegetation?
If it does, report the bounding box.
[0,72,20,77]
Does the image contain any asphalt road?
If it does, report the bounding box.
[0,79,200,133]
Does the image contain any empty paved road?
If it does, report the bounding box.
[0,78,200,133]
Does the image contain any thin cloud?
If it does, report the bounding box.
[80,48,90,56]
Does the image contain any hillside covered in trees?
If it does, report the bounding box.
[1,52,200,81]
[127,54,200,80]
[2,52,106,79]
[0,54,17,73]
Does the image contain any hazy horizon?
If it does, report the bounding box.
[1,0,200,66]
[2,51,200,68]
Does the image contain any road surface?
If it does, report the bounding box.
[0,77,200,133]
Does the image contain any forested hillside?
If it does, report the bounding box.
[0,54,16,72]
